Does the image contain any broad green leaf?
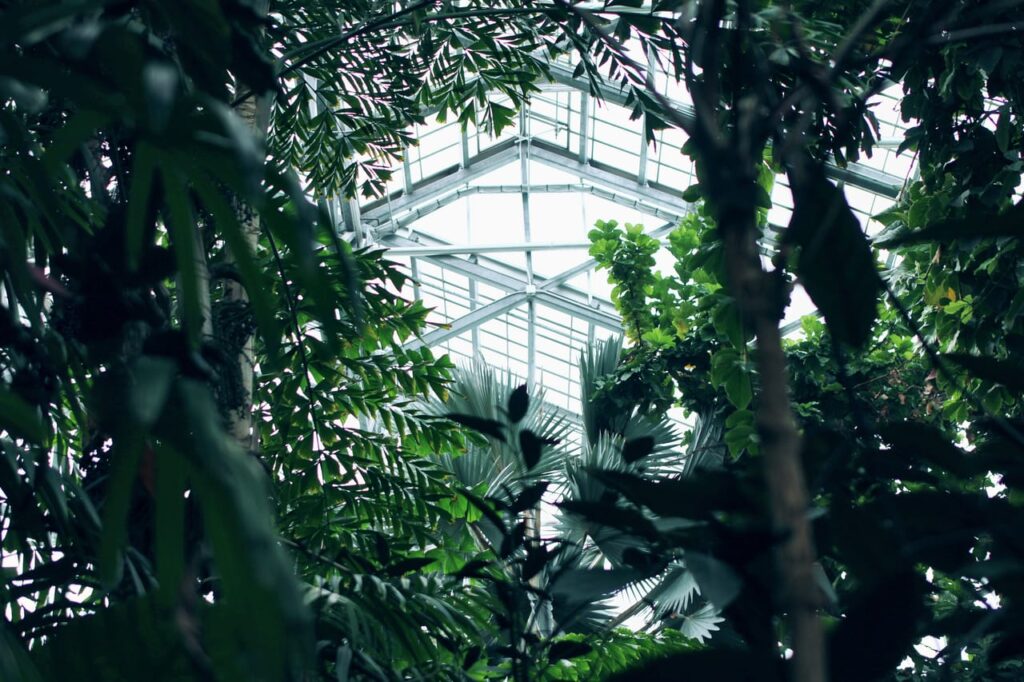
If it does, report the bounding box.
[0,623,42,682]
[98,429,144,588]
[41,109,108,171]
[0,388,46,445]
[685,552,742,609]
[507,383,529,424]
[785,172,880,348]
[154,443,186,607]
[607,649,757,681]
[163,379,312,681]
[161,170,204,348]
[622,436,655,463]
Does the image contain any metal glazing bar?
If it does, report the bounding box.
[410,257,421,301]
[544,61,904,198]
[528,141,693,217]
[402,151,414,195]
[380,233,622,331]
[468,264,480,358]
[386,242,592,257]
[384,182,684,235]
[578,92,590,164]
[538,221,677,292]
[535,291,620,330]
[405,291,530,351]
[362,142,519,229]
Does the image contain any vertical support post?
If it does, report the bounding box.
[578,92,591,165]
[341,198,364,247]
[410,257,421,302]
[402,151,414,196]
[461,126,471,169]
[519,108,536,389]
[638,117,650,186]
[638,47,656,186]
[468,264,480,360]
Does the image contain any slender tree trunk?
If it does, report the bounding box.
[225,0,271,451]
[224,93,262,450]
[194,226,213,339]
[718,200,825,682]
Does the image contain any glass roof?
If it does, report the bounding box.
[349,60,920,427]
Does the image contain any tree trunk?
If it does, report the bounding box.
[225,0,272,451]
[718,196,825,682]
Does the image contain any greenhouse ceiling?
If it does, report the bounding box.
[335,57,919,421]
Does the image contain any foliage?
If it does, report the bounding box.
[0,1,562,680]
[2,1,1024,681]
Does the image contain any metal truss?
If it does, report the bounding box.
[391,219,680,352]
[347,54,912,423]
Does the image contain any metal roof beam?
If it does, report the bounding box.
[380,233,622,331]
[385,241,591,257]
[405,291,529,351]
[538,221,678,292]
[362,141,519,229]
[535,291,620,330]
[527,141,694,217]
[380,182,685,234]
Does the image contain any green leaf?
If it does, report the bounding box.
[510,481,549,513]
[0,623,42,682]
[163,379,311,681]
[335,644,352,682]
[685,552,741,609]
[828,571,926,682]
[41,109,108,171]
[995,107,1012,153]
[0,387,46,445]
[507,383,529,424]
[622,436,655,463]
[753,182,772,209]
[98,429,144,589]
[551,567,650,606]
[879,422,975,477]
[711,349,752,409]
[161,170,204,348]
[712,299,744,348]
[519,429,543,470]
[445,413,506,442]
[607,650,758,681]
[548,640,593,661]
[154,443,186,607]
[785,171,880,348]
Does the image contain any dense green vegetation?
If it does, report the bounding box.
[0,1,1022,680]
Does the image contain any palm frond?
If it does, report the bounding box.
[426,360,574,498]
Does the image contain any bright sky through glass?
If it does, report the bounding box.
[356,65,918,426]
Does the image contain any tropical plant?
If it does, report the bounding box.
[0,1,567,680]
[3,1,1024,681]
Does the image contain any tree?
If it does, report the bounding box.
[2,1,1024,681]
[0,1,564,680]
